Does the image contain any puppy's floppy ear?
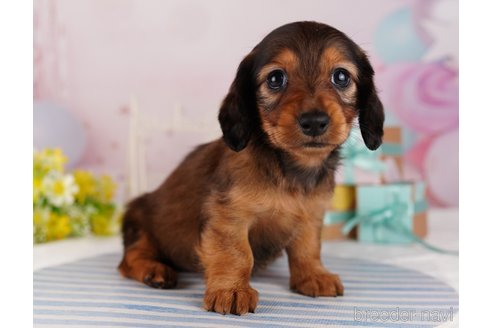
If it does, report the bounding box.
[219,53,257,152]
[356,53,385,151]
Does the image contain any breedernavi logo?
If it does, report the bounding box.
[354,307,455,323]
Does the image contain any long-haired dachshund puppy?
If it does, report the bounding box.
[119,21,384,315]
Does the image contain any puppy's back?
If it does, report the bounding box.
[121,139,227,272]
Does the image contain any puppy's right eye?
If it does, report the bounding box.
[266,69,287,90]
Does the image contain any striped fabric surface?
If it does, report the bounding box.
[34,251,458,328]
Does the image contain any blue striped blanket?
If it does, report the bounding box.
[34,251,458,327]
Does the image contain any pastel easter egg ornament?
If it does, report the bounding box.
[424,129,459,207]
[377,62,458,134]
[374,7,428,64]
[34,101,86,167]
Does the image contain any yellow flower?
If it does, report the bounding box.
[73,170,97,203]
[33,177,43,203]
[96,175,116,203]
[33,207,48,243]
[33,207,44,226]
[47,148,67,172]
[42,172,79,207]
[90,212,114,236]
[45,212,71,241]
[34,148,67,175]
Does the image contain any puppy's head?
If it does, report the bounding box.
[219,21,384,165]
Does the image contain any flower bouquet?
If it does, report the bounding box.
[33,148,121,243]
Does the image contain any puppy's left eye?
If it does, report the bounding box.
[331,68,350,88]
[266,69,287,90]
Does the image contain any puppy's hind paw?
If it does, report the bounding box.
[142,263,178,289]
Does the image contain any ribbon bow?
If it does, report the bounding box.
[341,132,386,184]
[342,194,412,241]
[341,193,458,256]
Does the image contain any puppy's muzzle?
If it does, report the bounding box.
[298,111,329,137]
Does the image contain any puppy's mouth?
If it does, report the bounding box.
[303,141,329,148]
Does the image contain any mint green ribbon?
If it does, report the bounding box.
[341,196,458,256]
[414,199,428,214]
[381,143,403,156]
[341,134,386,184]
[324,211,355,225]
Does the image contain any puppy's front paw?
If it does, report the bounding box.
[291,271,344,297]
[204,286,259,315]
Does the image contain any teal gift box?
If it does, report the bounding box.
[343,181,428,244]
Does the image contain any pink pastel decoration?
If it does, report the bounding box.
[424,129,458,207]
[415,0,459,68]
[404,136,435,174]
[413,0,434,46]
[401,161,423,182]
[377,62,458,134]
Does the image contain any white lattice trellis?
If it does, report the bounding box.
[126,96,220,199]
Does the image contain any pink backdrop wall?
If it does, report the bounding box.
[34,0,458,206]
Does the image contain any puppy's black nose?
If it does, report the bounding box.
[298,111,329,137]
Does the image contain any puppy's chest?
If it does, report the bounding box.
[247,187,327,220]
[245,189,327,265]
[250,210,298,246]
